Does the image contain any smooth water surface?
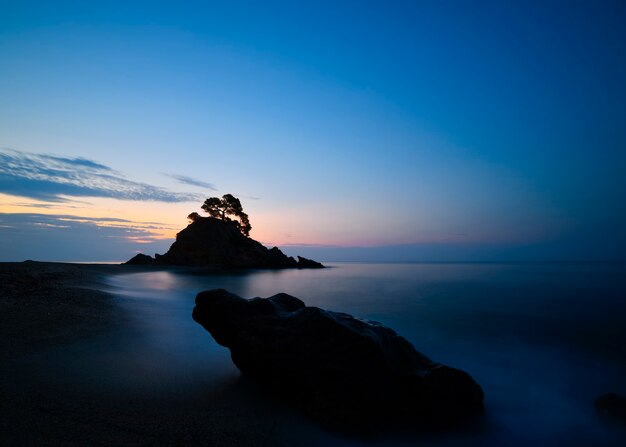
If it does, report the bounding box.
[26,262,626,446]
[98,262,626,446]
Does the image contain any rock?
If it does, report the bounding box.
[596,393,626,425]
[125,217,323,269]
[192,289,484,428]
[297,256,324,268]
[124,253,157,265]
[157,217,297,268]
[266,246,298,268]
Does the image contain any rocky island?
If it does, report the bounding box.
[125,194,324,269]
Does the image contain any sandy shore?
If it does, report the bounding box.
[0,261,302,446]
[0,261,130,360]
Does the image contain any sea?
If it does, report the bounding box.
[36,263,626,445]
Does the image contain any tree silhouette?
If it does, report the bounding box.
[200,194,252,236]
[187,212,201,222]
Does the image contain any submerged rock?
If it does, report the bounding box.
[192,289,484,428]
[124,217,324,269]
[596,393,626,425]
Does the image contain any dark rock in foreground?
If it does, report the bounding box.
[124,217,323,269]
[192,289,484,428]
[596,393,626,425]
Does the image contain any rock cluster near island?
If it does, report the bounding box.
[192,288,484,428]
[125,217,323,269]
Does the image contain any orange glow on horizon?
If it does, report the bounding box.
[0,193,184,241]
[0,193,535,250]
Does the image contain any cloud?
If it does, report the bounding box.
[45,155,114,172]
[0,212,178,233]
[0,148,201,202]
[164,173,217,190]
[0,213,173,262]
[7,201,88,210]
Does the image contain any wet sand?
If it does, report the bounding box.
[0,261,128,360]
[0,261,300,446]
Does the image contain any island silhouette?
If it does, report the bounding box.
[126,194,324,269]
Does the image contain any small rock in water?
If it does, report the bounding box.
[124,253,157,265]
[596,393,626,425]
[193,289,484,428]
[297,256,324,268]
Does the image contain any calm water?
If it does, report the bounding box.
[43,263,626,445]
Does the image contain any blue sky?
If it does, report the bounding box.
[1,1,625,261]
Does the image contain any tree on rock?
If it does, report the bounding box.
[200,194,252,237]
[187,212,201,222]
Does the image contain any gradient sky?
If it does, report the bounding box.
[1,0,625,262]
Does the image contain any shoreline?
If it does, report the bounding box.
[3,261,625,446]
[0,258,330,362]
[0,261,209,359]
[0,261,296,446]
[0,261,122,360]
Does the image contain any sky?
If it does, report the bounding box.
[1,0,625,262]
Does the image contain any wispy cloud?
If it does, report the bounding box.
[0,212,177,237]
[239,195,261,201]
[7,201,88,210]
[0,212,173,262]
[164,173,217,190]
[0,148,201,202]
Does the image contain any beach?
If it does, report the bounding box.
[0,262,297,446]
[0,262,127,360]
[2,261,626,446]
